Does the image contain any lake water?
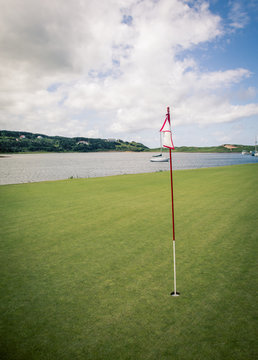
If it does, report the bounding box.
[1,152,257,185]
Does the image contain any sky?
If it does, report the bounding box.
[0,0,258,148]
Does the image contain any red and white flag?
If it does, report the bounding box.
[160,114,174,149]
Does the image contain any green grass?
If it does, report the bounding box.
[1,164,257,360]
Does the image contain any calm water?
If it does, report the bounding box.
[0,152,257,185]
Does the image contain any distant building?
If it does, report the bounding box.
[106,138,116,142]
[37,136,43,139]
[77,140,89,145]
[223,144,237,151]
[19,135,26,139]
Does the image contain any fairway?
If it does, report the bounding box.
[1,164,257,359]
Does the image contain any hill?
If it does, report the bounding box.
[1,130,254,154]
[0,130,149,153]
[151,144,255,153]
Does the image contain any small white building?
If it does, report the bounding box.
[77,140,89,145]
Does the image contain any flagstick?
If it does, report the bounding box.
[168,129,180,297]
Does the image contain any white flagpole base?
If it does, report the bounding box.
[171,240,179,296]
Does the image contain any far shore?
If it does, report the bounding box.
[0,147,254,156]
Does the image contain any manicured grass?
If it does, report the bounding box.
[1,164,257,360]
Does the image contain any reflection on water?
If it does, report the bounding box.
[0,152,257,185]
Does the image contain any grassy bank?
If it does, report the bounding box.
[1,164,257,359]
[150,145,255,153]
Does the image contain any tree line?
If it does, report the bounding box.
[0,130,149,153]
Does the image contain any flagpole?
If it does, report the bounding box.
[167,107,180,297]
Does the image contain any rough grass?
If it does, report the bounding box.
[1,164,257,360]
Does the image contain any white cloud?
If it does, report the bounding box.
[0,0,257,146]
[228,1,249,29]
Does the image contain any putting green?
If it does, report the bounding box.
[1,164,257,359]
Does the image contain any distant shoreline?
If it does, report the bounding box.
[149,145,255,153]
[0,147,255,155]
[1,130,255,154]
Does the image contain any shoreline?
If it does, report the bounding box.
[1,163,257,187]
[1,152,257,186]
[0,149,253,156]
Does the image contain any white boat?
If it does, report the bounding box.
[150,157,169,162]
[242,150,249,155]
[150,133,169,162]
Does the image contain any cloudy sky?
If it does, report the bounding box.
[0,0,258,147]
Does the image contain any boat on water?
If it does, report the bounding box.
[150,133,169,162]
[243,136,258,156]
[150,156,169,162]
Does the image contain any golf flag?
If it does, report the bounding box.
[162,107,179,297]
[160,113,174,149]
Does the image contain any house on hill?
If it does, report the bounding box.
[223,144,237,151]
[77,140,89,145]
